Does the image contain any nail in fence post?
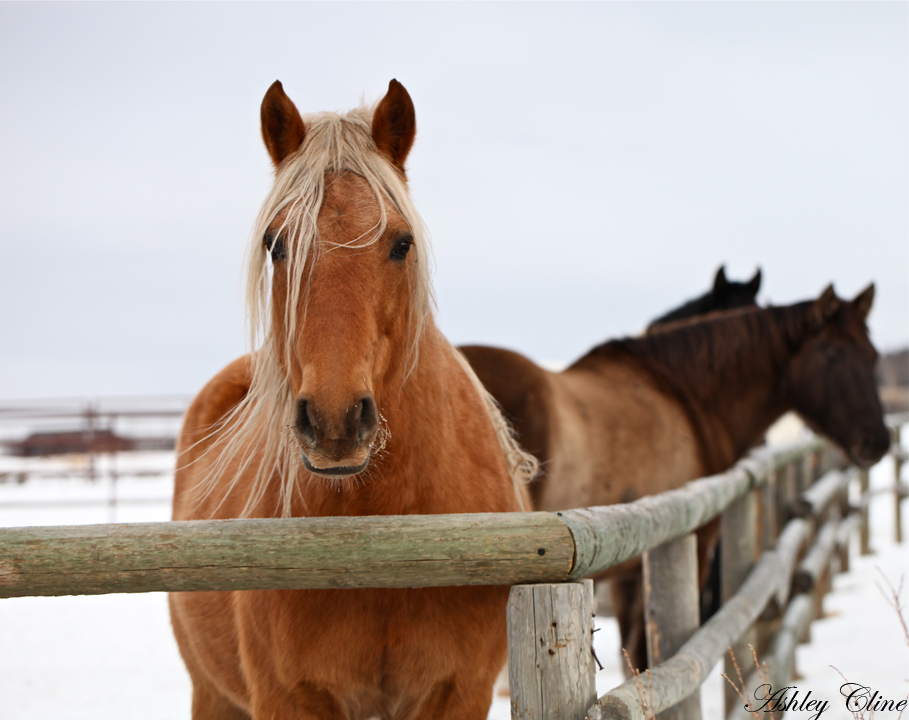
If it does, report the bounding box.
[643,533,702,720]
[507,580,595,720]
[721,489,757,716]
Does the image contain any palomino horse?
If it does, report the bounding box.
[169,80,535,720]
[462,284,889,671]
[646,265,761,331]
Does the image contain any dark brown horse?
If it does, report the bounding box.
[462,284,889,670]
[646,265,761,331]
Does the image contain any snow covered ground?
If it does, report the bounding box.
[0,451,904,719]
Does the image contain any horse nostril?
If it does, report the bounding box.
[295,399,316,443]
[296,395,377,449]
[358,396,378,442]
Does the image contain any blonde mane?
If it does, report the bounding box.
[187,102,536,517]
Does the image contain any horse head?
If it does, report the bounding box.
[787,283,889,468]
[647,265,762,331]
[252,79,429,480]
[711,265,761,309]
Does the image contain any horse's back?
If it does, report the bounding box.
[539,357,703,511]
[459,345,555,464]
[460,344,702,511]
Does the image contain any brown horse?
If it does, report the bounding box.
[462,284,889,671]
[169,80,535,720]
[646,265,761,331]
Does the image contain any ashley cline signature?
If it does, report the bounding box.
[751,683,908,719]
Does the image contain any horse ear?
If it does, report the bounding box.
[812,284,842,327]
[372,79,416,171]
[713,266,728,291]
[852,283,875,319]
[747,268,762,295]
[261,80,306,167]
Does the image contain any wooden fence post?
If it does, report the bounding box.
[795,455,809,494]
[643,533,702,720]
[892,426,904,544]
[760,470,778,552]
[721,489,757,716]
[777,462,797,529]
[834,473,853,574]
[756,473,779,658]
[859,468,871,555]
[507,580,595,720]
[809,450,821,484]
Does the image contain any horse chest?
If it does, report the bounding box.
[238,586,507,715]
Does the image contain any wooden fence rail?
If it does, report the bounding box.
[0,414,905,720]
[0,436,822,599]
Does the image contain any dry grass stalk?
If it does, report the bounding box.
[828,665,908,720]
[874,568,908,650]
[622,648,656,720]
[721,644,775,720]
[831,568,908,720]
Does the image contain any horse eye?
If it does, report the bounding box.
[389,236,413,262]
[266,234,287,262]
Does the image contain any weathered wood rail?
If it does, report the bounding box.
[0,413,905,720]
[0,443,808,599]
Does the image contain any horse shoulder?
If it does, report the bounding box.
[177,355,253,452]
[173,355,254,520]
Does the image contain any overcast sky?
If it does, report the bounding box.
[1,2,906,401]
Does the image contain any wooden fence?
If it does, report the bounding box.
[0,398,183,473]
[0,413,905,720]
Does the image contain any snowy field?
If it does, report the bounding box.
[0,452,905,719]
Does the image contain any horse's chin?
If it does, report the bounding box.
[300,452,370,479]
[848,433,891,470]
[849,451,883,471]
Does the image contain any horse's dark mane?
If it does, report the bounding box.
[575,301,817,472]
[583,302,816,382]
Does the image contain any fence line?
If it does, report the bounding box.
[0,434,823,599]
[588,413,906,720]
[0,413,905,720]
[0,497,172,510]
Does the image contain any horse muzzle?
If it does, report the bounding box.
[294,394,379,478]
[849,426,891,469]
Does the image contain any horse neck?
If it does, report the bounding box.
[297,324,512,517]
[581,306,810,473]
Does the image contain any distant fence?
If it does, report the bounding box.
[0,413,905,720]
[0,395,190,522]
[0,398,185,518]
[0,395,186,466]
